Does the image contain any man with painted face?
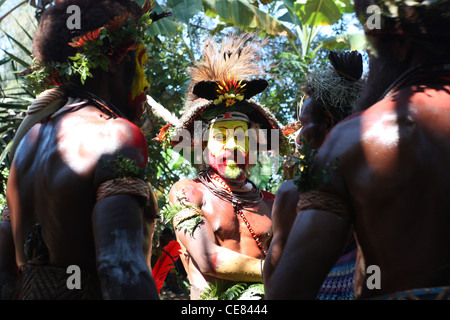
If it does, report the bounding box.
[156,34,285,300]
[0,0,170,299]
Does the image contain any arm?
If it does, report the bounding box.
[266,122,355,299]
[0,219,18,299]
[266,209,351,299]
[93,193,158,299]
[176,220,264,282]
[263,180,299,291]
[170,182,263,282]
[92,122,158,300]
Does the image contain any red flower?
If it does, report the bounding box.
[155,124,173,142]
[69,28,102,48]
[282,127,297,136]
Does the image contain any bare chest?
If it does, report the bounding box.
[201,196,272,248]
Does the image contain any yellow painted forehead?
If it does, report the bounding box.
[210,120,248,131]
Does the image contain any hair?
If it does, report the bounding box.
[32,0,143,64]
[302,51,365,121]
[354,0,450,59]
[352,0,450,112]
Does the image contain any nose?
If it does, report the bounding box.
[224,136,238,150]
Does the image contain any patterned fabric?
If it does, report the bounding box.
[317,238,357,300]
[372,286,450,300]
[20,264,102,300]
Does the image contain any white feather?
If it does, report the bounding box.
[146,95,180,126]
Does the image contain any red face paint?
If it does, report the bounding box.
[121,118,149,167]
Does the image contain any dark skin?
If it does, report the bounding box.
[0,50,159,299]
[267,47,450,299]
[263,97,340,292]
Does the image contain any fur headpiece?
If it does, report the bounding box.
[302,50,365,120]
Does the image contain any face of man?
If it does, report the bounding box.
[207,120,249,180]
[129,43,150,119]
[297,97,331,150]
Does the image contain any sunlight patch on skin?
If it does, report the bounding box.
[57,115,124,175]
[361,112,400,175]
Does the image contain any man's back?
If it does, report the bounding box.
[319,85,450,298]
[7,104,148,271]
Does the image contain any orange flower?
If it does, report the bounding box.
[282,127,297,135]
[155,124,173,142]
[69,28,102,48]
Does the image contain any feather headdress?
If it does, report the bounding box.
[188,34,266,91]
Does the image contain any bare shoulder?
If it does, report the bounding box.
[57,107,148,172]
[314,111,364,169]
[275,180,298,200]
[169,178,204,207]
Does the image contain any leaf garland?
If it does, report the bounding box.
[293,137,338,193]
[160,190,203,235]
[23,12,154,95]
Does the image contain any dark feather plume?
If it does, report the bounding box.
[328,51,363,83]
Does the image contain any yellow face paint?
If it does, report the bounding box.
[207,120,249,157]
[129,43,150,110]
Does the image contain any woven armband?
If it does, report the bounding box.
[172,206,203,229]
[1,206,10,222]
[96,177,151,202]
[297,190,351,222]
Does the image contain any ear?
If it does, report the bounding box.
[192,81,218,100]
[322,112,335,132]
[243,79,268,99]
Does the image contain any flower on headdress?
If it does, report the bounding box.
[69,28,103,48]
[213,75,246,107]
[155,124,174,142]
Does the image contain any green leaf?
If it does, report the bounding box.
[147,1,179,36]
[166,0,203,24]
[2,30,32,56]
[294,0,343,26]
[322,33,367,51]
[202,0,296,38]
[167,149,185,170]
[0,49,30,68]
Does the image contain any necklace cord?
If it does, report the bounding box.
[197,170,267,256]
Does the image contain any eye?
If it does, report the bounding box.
[234,131,246,141]
[214,133,225,141]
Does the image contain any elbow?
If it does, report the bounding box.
[196,258,216,276]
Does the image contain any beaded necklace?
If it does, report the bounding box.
[197,170,267,257]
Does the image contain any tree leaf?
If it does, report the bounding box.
[166,0,203,24]
[294,0,343,26]
[202,0,296,38]
[322,33,367,51]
